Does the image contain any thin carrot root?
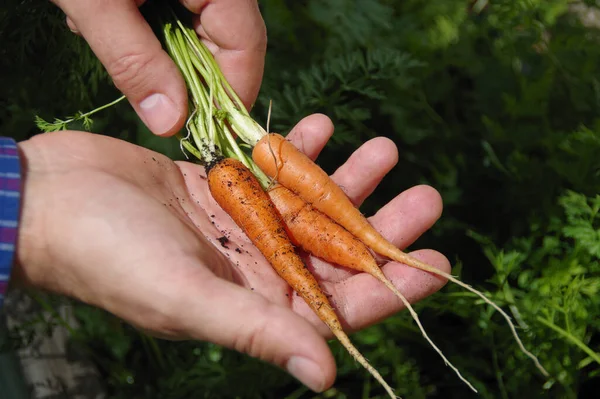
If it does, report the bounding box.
[267,184,476,391]
[382,251,550,377]
[207,159,397,398]
[332,328,399,399]
[253,133,548,378]
[371,268,477,392]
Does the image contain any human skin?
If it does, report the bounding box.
[12,114,450,393]
[52,0,267,136]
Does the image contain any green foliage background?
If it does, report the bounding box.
[1,0,600,398]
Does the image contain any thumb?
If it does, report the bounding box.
[178,276,337,393]
[55,0,187,136]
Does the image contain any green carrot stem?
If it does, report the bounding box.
[76,95,127,120]
[176,19,248,115]
[35,95,127,132]
[160,7,270,183]
[169,16,267,146]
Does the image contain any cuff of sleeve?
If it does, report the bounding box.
[0,137,22,310]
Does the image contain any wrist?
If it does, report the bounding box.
[11,138,49,291]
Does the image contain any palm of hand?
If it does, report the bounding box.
[16,115,449,389]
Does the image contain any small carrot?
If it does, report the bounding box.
[162,25,399,391]
[268,183,477,392]
[207,157,398,399]
[253,133,548,377]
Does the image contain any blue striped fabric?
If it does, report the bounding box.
[0,137,21,309]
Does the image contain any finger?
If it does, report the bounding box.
[183,0,267,109]
[285,114,335,160]
[368,184,443,250]
[65,16,79,34]
[292,249,450,336]
[64,0,147,36]
[55,0,187,136]
[333,249,451,333]
[329,137,398,206]
[178,273,336,392]
[284,117,398,206]
[300,184,445,285]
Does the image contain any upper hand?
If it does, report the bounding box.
[13,114,450,393]
[51,0,267,136]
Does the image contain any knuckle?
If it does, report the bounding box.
[230,307,288,366]
[257,31,268,53]
[144,307,183,338]
[106,51,155,93]
[131,290,187,338]
[252,21,268,53]
[232,317,270,359]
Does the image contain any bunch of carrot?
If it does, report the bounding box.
[157,9,550,397]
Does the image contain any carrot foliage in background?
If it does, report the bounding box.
[1,0,599,398]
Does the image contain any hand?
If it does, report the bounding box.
[51,0,266,136]
[14,114,450,393]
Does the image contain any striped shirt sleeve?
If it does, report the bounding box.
[0,137,21,309]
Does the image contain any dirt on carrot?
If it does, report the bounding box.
[217,236,230,248]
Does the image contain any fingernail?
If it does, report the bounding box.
[139,93,180,135]
[286,356,325,392]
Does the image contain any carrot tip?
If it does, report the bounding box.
[390,251,549,378]
[373,269,478,393]
[332,329,399,399]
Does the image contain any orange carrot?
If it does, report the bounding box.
[253,133,548,377]
[207,158,398,399]
[268,183,477,392]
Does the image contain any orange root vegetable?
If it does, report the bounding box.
[253,133,548,377]
[268,183,477,392]
[207,158,398,399]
